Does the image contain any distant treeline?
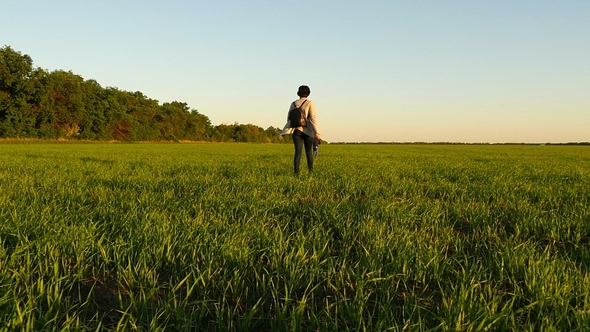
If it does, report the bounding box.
[0,46,288,143]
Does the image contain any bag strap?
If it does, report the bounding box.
[292,100,307,109]
[298,100,308,119]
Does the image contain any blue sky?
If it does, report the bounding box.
[2,0,589,143]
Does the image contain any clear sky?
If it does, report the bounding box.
[2,0,589,143]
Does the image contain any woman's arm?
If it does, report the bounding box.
[307,101,321,138]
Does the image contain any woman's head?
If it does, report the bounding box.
[297,85,311,97]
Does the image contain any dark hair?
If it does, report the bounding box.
[297,85,311,97]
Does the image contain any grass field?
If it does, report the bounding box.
[1,143,589,331]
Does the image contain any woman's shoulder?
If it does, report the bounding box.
[292,99,314,106]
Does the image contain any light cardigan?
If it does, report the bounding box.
[280,97,321,137]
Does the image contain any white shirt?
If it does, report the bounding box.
[280,97,321,137]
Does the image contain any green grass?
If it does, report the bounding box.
[1,143,589,331]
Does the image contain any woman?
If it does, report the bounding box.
[280,85,321,175]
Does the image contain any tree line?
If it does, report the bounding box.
[0,46,289,143]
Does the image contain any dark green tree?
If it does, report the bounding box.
[0,46,41,137]
[79,79,109,140]
[0,46,297,143]
[39,70,87,138]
